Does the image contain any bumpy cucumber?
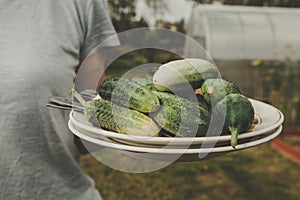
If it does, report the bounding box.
[152,91,211,137]
[214,93,255,148]
[201,78,241,104]
[98,77,160,113]
[187,94,210,111]
[71,89,160,137]
[153,58,220,92]
[130,77,156,91]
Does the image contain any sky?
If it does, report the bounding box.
[135,0,194,26]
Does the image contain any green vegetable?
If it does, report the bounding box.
[214,93,255,148]
[98,77,160,113]
[130,77,156,91]
[153,58,220,92]
[152,91,211,137]
[71,89,160,137]
[201,78,241,104]
[187,94,210,111]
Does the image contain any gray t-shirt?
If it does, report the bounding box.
[0,0,119,199]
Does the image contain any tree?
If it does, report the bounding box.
[108,0,140,32]
[223,0,300,7]
[223,0,264,6]
[144,0,169,25]
[187,0,214,3]
[188,0,300,7]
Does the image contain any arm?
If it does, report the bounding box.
[74,48,107,92]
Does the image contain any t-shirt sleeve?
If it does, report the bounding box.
[80,0,120,61]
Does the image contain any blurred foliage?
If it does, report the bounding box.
[224,0,300,7]
[252,58,300,128]
[108,0,148,32]
[105,49,183,77]
[188,0,300,7]
[107,0,185,33]
[145,0,169,21]
[282,137,300,148]
[173,19,186,34]
[188,0,214,3]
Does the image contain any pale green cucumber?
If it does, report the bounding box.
[153,58,220,92]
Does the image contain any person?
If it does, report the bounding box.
[0,0,119,199]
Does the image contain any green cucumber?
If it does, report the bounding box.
[214,93,255,148]
[71,89,160,137]
[130,77,157,91]
[187,94,210,111]
[98,77,160,113]
[152,91,211,137]
[201,78,241,104]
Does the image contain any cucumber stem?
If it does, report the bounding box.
[230,126,238,148]
[70,89,87,108]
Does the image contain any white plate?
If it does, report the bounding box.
[70,118,278,149]
[69,99,284,146]
[68,121,282,162]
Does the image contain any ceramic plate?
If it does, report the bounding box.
[69,99,284,146]
[68,120,282,162]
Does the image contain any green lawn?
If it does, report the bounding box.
[80,142,300,200]
[282,137,300,149]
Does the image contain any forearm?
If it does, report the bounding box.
[75,49,107,92]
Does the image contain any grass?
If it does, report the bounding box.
[80,143,300,200]
[282,137,300,149]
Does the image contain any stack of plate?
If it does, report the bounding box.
[68,99,284,162]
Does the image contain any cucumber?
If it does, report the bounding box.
[152,91,211,137]
[214,93,255,148]
[201,78,241,104]
[71,89,160,137]
[153,58,220,92]
[187,94,210,111]
[98,77,160,113]
[130,77,156,91]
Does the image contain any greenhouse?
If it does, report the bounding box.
[185,5,300,61]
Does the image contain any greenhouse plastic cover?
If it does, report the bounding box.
[185,5,300,60]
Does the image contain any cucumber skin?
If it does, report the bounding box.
[130,77,157,91]
[98,77,160,113]
[152,91,211,137]
[201,78,241,104]
[85,99,160,137]
[214,93,255,136]
[153,58,220,92]
[187,94,210,111]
